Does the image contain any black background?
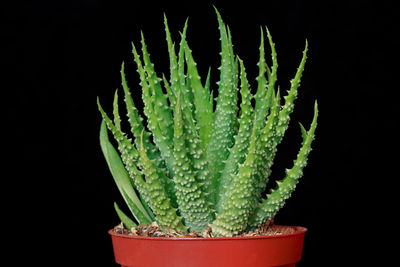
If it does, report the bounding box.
[4,0,396,266]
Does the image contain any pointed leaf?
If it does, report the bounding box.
[184,41,213,149]
[99,120,152,224]
[121,188,153,225]
[140,32,174,142]
[163,73,177,107]
[216,57,254,213]
[164,14,179,98]
[206,8,239,208]
[247,101,318,230]
[177,20,197,132]
[211,115,259,236]
[275,40,308,143]
[131,41,175,177]
[138,130,187,233]
[113,89,121,130]
[172,92,213,231]
[114,202,137,229]
[121,62,158,161]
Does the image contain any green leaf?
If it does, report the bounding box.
[227,26,238,88]
[204,67,215,123]
[265,26,278,91]
[204,67,211,93]
[177,19,197,132]
[254,28,267,122]
[138,130,187,233]
[139,194,156,221]
[215,57,254,214]
[131,41,175,177]
[211,114,259,236]
[121,188,154,225]
[121,62,154,155]
[131,42,153,124]
[253,88,280,196]
[113,89,121,130]
[184,41,213,149]
[172,93,213,231]
[254,27,277,133]
[99,120,152,224]
[164,14,179,99]
[140,32,174,143]
[163,73,177,107]
[206,8,239,208]
[299,122,307,143]
[275,39,308,143]
[98,97,140,166]
[114,202,137,230]
[247,101,318,230]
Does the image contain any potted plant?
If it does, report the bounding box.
[98,8,318,267]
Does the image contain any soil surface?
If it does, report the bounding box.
[113,220,295,238]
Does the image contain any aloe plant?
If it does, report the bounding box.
[98,8,318,237]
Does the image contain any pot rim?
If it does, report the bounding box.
[108,225,307,241]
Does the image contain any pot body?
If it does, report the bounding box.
[109,225,307,267]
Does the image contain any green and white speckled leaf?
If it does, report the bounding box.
[274,40,308,144]
[210,115,259,237]
[162,73,176,107]
[177,19,196,131]
[206,8,238,208]
[254,27,277,134]
[120,62,163,168]
[138,131,187,233]
[172,93,213,231]
[99,10,317,237]
[112,90,121,130]
[140,33,174,142]
[247,101,318,230]
[164,14,179,102]
[252,89,281,198]
[204,67,214,117]
[131,42,176,177]
[215,57,254,214]
[98,99,139,170]
[184,41,213,149]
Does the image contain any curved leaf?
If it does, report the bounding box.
[100,120,152,224]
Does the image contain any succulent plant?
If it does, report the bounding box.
[98,8,318,237]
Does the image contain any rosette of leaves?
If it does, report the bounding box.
[98,8,318,237]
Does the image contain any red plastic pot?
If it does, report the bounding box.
[109,225,307,267]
